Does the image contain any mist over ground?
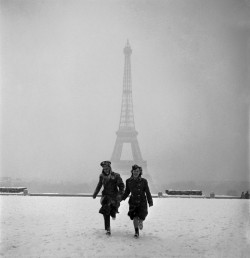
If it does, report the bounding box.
[1,0,250,193]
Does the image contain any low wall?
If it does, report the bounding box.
[0,193,243,199]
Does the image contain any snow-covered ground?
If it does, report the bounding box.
[0,196,249,258]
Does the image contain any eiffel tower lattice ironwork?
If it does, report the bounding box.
[110,41,147,175]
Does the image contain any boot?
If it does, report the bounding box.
[134,227,139,238]
[104,215,110,231]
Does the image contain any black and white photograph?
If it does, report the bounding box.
[1,0,250,257]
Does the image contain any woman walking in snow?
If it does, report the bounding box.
[93,161,125,235]
[122,164,153,238]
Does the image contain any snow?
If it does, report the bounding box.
[0,196,249,257]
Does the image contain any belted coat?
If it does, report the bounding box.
[122,176,153,220]
[93,171,124,216]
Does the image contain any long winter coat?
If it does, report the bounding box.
[122,176,153,220]
[93,171,124,216]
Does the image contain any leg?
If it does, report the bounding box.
[103,214,107,229]
[110,204,117,219]
[110,199,120,218]
[137,204,147,230]
[138,218,143,230]
[133,216,139,228]
[103,214,111,234]
[133,217,139,238]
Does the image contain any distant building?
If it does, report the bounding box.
[165,189,203,196]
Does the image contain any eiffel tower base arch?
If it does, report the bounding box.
[110,160,157,194]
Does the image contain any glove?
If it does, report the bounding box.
[116,194,122,202]
[93,194,96,199]
[149,203,153,207]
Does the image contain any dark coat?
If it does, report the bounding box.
[93,171,124,217]
[122,176,153,220]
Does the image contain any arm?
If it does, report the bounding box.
[144,179,153,206]
[93,175,103,199]
[122,180,131,201]
[116,174,125,196]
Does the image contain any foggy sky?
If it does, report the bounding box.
[1,0,250,185]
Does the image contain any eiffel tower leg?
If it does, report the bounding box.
[111,139,123,161]
[131,139,143,162]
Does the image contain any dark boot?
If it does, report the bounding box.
[104,215,111,234]
[134,227,139,238]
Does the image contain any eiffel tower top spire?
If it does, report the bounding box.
[124,39,132,55]
[118,40,135,131]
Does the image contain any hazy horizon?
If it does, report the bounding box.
[1,0,250,186]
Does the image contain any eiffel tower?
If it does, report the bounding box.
[111,41,154,190]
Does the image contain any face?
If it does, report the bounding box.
[132,168,140,178]
[103,165,111,175]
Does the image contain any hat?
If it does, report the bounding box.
[100,161,111,167]
[132,164,141,171]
